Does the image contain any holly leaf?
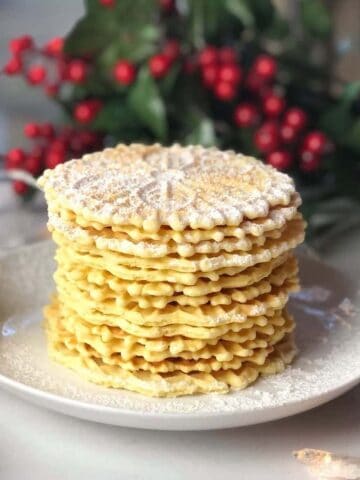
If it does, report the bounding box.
[159,63,181,97]
[185,113,217,147]
[300,0,331,38]
[265,13,290,39]
[91,101,138,133]
[66,0,157,57]
[65,15,117,57]
[224,0,254,27]
[319,82,360,141]
[248,0,274,30]
[319,104,352,142]
[127,67,167,140]
[341,81,360,104]
[98,27,159,69]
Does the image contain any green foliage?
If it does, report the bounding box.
[65,0,158,57]
[185,112,217,146]
[127,67,167,140]
[300,0,331,38]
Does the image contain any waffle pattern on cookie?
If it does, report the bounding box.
[39,143,305,397]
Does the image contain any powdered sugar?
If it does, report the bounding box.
[39,144,296,231]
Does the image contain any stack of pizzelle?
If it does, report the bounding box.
[39,144,306,397]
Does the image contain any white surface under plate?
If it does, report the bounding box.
[0,241,359,431]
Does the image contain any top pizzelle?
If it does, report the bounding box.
[38,144,297,232]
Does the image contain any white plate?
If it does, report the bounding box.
[0,241,359,431]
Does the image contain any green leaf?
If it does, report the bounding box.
[201,0,227,37]
[159,63,181,97]
[224,0,254,27]
[64,15,117,57]
[319,104,352,142]
[265,13,290,39]
[300,0,331,38]
[127,67,167,140]
[66,0,157,57]
[98,35,158,70]
[246,0,274,30]
[86,0,157,22]
[91,101,138,132]
[344,119,360,154]
[185,114,217,147]
[341,81,360,104]
[188,0,206,49]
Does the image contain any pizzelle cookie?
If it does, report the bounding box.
[39,143,305,397]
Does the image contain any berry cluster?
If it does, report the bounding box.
[2,34,94,106]
[1,25,333,197]
[4,122,103,195]
[232,55,330,172]
[198,46,241,101]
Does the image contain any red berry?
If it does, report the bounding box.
[283,107,308,131]
[299,149,321,172]
[80,130,101,147]
[266,150,293,170]
[45,83,60,96]
[113,60,136,85]
[201,65,218,88]
[43,37,64,56]
[254,124,279,153]
[26,65,46,85]
[99,0,116,7]
[57,126,74,144]
[159,0,174,12]
[263,93,285,117]
[9,35,33,55]
[24,123,40,138]
[73,100,102,123]
[218,64,242,84]
[218,47,236,64]
[66,59,87,84]
[198,46,218,67]
[12,180,28,195]
[303,131,328,155]
[40,123,55,138]
[5,148,26,169]
[253,54,277,80]
[68,132,84,153]
[245,71,265,92]
[148,54,170,78]
[279,124,298,144]
[31,145,45,160]
[49,139,67,153]
[234,103,258,128]
[214,81,236,101]
[45,150,65,169]
[70,130,96,152]
[261,120,279,133]
[163,39,180,62]
[25,155,42,175]
[3,57,22,75]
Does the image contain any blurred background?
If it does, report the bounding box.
[0,0,83,248]
[0,0,359,250]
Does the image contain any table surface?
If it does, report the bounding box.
[0,183,359,480]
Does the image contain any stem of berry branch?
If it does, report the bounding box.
[0,169,41,190]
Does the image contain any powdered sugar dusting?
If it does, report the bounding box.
[38,144,296,231]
